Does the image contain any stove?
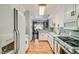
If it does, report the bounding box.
[57,36,79,54]
[58,36,79,47]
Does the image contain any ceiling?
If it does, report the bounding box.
[22,4,58,15]
[20,4,70,21]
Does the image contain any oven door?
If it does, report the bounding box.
[60,46,68,54]
[55,40,71,54]
[59,45,71,54]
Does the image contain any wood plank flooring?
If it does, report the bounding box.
[26,40,53,54]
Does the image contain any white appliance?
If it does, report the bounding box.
[14,8,27,54]
[64,15,79,30]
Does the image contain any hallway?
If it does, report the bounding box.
[26,40,53,54]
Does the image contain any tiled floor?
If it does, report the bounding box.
[26,40,53,54]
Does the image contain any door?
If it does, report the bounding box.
[17,11,26,54]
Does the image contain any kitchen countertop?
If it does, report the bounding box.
[39,29,55,34]
[39,29,67,38]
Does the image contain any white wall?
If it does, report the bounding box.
[0,5,14,35]
[24,10,32,41]
[24,10,30,34]
[11,4,25,13]
[0,4,26,35]
[49,5,65,27]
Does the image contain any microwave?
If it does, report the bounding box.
[64,15,79,30]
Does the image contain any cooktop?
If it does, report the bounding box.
[58,36,79,47]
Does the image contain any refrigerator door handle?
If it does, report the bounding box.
[16,30,20,53]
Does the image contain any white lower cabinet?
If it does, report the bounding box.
[39,32,48,41]
[47,33,61,54]
[39,31,61,54]
[47,34,51,45]
[47,34,54,50]
[55,41,58,54]
[58,44,61,54]
[18,35,29,54]
[24,35,29,52]
[55,40,61,54]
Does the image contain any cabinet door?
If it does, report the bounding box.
[39,32,47,40]
[50,35,53,49]
[48,35,52,48]
[47,34,50,42]
[58,44,61,54]
[55,41,58,54]
[76,4,79,15]
[25,35,29,52]
[43,33,47,40]
[48,35,51,45]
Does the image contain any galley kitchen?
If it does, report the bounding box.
[0,4,79,54]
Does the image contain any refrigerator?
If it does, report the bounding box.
[14,8,26,54]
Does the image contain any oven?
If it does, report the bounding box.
[59,45,71,54]
[60,46,68,54]
[55,39,72,54]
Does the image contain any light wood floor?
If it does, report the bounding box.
[26,40,53,54]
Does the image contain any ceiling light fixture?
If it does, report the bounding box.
[39,4,46,15]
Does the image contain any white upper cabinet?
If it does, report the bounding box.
[49,19,54,28]
[64,5,74,22]
[76,5,79,15]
